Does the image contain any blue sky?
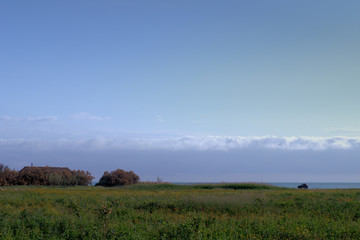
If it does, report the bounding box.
[1,1,359,182]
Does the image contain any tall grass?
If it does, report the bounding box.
[120,182,280,190]
[1,185,360,239]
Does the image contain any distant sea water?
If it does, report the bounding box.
[269,182,360,189]
[172,182,360,189]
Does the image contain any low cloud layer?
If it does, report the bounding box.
[0,136,359,152]
[1,136,360,182]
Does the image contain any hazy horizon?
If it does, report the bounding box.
[1,1,359,182]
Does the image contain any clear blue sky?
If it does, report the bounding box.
[1,1,359,182]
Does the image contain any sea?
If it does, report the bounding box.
[172,182,360,189]
[269,182,360,189]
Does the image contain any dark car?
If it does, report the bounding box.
[298,183,308,189]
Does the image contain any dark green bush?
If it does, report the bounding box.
[97,169,139,187]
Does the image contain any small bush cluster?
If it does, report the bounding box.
[0,164,94,186]
[97,169,139,187]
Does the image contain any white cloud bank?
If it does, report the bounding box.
[123,136,360,151]
[0,136,359,152]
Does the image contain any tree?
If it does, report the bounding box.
[0,163,18,186]
[97,169,139,187]
[1,164,95,186]
[73,170,94,186]
[0,164,7,185]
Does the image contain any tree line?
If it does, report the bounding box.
[0,163,139,187]
[0,164,94,186]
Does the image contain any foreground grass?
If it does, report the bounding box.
[1,184,360,239]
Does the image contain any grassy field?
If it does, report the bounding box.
[1,183,360,239]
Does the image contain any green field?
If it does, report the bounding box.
[1,183,360,239]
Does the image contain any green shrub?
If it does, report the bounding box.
[97,169,139,187]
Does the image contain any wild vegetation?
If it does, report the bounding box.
[0,164,94,186]
[1,183,360,239]
[96,169,139,187]
[0,163,141,187]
